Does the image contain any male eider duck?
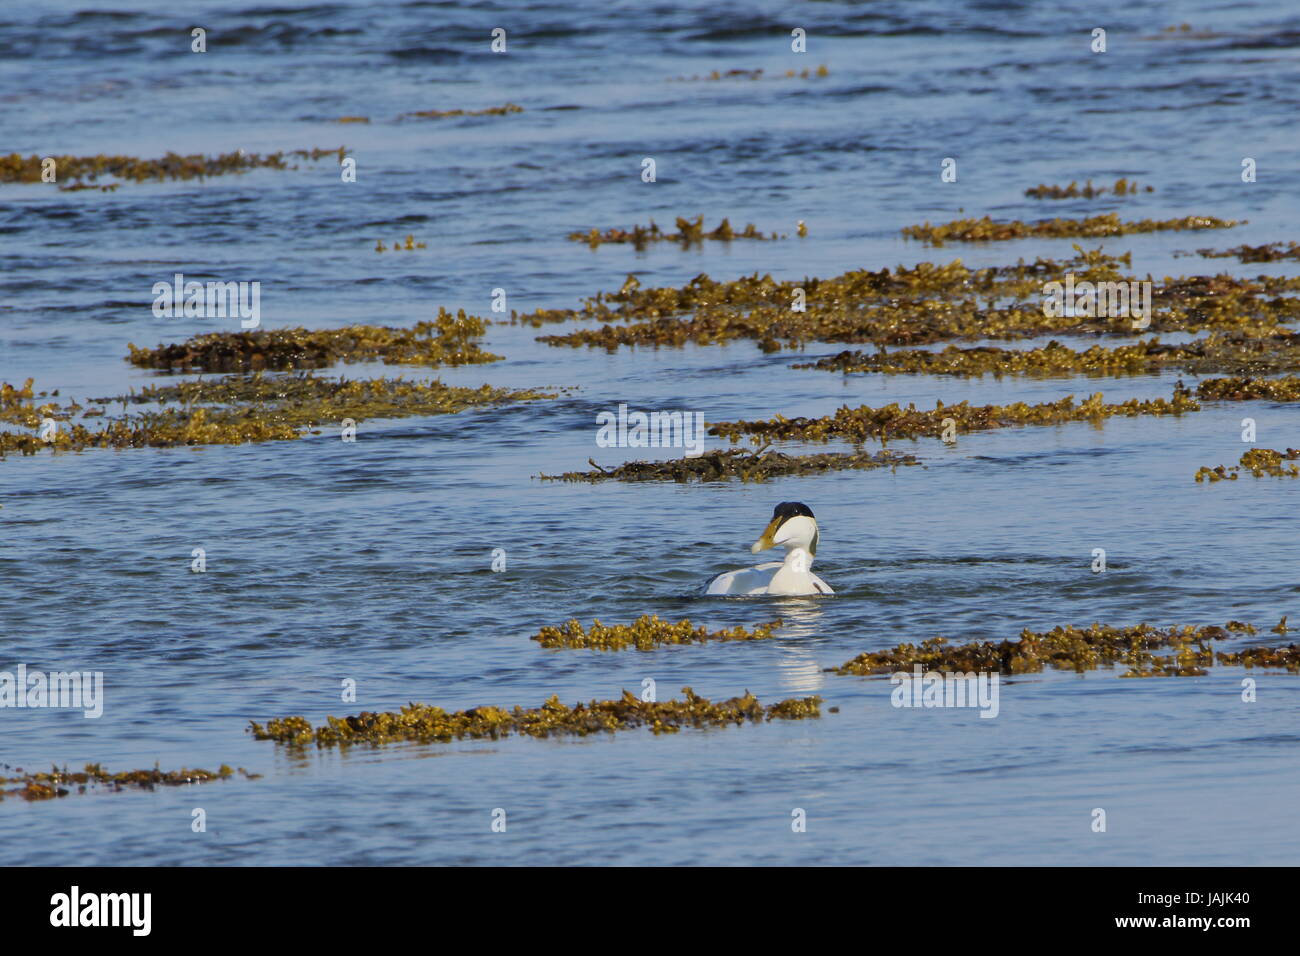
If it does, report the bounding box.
[705,502,834,596]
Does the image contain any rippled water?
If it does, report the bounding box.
[3,0,1300,865]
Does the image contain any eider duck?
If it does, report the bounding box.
[705,502,833,596]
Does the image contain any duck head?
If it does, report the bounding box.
[751,501,819,556]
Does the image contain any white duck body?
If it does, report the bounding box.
[705,503,834,597]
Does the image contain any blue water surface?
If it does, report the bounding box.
[2,0,1299,865]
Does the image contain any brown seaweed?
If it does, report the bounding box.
[1,374,557,457]
[709,385,1200,445]
[399,103,522,120]
[127,309,497,372]
[795,331,1300,380]
[249,688,823,746]
[1196,241,1300,263]
[830,622,1299,679]
[1196,375,1300,402]
[0,762,259,801]
[902,213,1240,246]
[524,250,1298,352]
[538,445,920,482]
[1025,178,1150,199]
[533,614,783,650]
[569,216,783,249]
[1195,447,1300,482]
[670,65,829,81]
[0,147,345,188]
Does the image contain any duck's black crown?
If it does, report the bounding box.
[772,501,815,521]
